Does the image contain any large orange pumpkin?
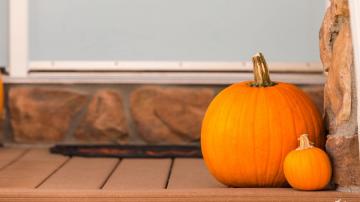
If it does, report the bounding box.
[201,53,324,187]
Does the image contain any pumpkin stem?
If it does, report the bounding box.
[250,52,276,87]
[296,134,314,150]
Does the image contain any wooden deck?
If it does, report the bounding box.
[0,148,358,202]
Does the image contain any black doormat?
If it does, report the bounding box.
[50,145,202,158]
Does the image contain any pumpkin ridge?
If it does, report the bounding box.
[266,87,285,186]
[263,88,272,186]
[254,88,267,186]
[291,87,323,147]
[236,84,256,185]
[201,86,227,180]
[212,85,240,184]
[320,149,332,188]
[285,152,297,187]
[251,88,261,186]
[231,85,252,185]
[221,86,243,184]
[313,148,329,189]
[278,84,321,147]
[276,85,310,139]
[201,97,220,182]
[307,150,318,189]
[311,150,322,189]
[297,151,308,189]
[269,86,295,186]
[277,86,312,152]
[282,85,317,146]
[208,92,225,181]
[202,84,240,185]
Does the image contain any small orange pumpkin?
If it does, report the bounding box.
[283,134,331,190]
[201,53,324,187]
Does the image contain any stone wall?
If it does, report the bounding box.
[320,0,360,191]
[0,84,323,145]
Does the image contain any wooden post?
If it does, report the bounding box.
[9,0,29,77]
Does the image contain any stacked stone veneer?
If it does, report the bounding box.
[320,0,360,190]
[0,84,323,145]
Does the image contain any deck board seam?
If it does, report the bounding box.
[164,158,175,189]
[0,194,359,200]
[0,148,30,171]
[99,158,121,189]
[35,157,71,189]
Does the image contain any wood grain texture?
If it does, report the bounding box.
[0,188,359,202]
[0,148,357,201]
[39,157,118,189]
[0,148,27,170]
[103,159,171,190]
[320,0,357,136]
[0,149,68,188]
[167,159,224,189]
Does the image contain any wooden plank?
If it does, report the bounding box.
[103,159,171,190]
[0,148,27,170]
[39,157,118,189]
[0,149,68,188]
[0,188,359,202]
[167,159,224,189]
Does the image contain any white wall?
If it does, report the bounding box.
[1,0,325,67]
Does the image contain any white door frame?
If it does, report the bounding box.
[349,0,360,154]
[9,0,28,77]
